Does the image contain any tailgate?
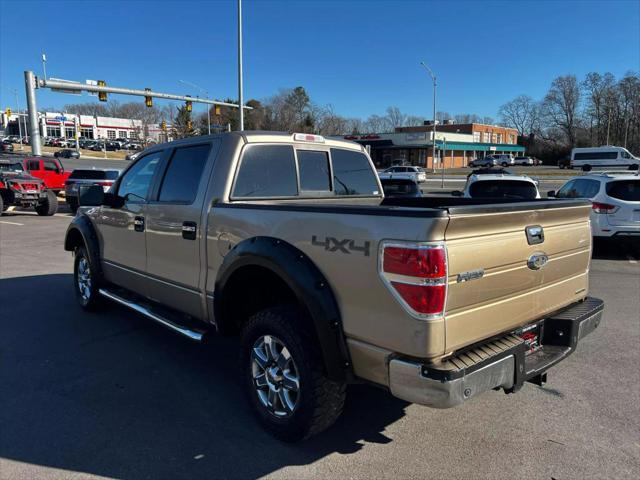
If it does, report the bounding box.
[443,200,592,353]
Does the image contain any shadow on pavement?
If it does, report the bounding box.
[0,274,409,479]
[591,237,640,259]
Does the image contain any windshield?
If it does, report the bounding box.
[69,170,108,180]
[0,163,24,173]
[469,180,538,199]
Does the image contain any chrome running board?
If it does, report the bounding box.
[98,288,205,342]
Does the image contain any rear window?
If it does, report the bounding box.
[381,180,419,196]
[330,148,379,196]
[69,170,107,180]
[469,180,538,199]
[105,171,119,180]
[297,150,331,191]
[606,180,640,201]
[233,145,298,198]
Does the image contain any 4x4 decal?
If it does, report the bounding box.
[311,236,371,257]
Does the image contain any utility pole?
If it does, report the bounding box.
[237,0,244,131]
[441,137,446,188]
[14,89,23,150]
[420,61,437,173]
[24,71,42,155]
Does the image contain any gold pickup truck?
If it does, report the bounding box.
[65,132,604,441]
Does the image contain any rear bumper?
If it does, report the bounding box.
[388,297,604,408]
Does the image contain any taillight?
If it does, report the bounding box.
[379,242,447,319]
[592,202,618,214]
[96,181,112,186]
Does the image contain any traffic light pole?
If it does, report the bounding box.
[24,71,42,155]
[23,70,252,155]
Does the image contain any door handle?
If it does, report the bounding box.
[182,221,197,240]
[134,216,145,232]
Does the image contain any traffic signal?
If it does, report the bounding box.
[145,88,153,108]
[161,120,167,131]
[98,80,107,102]
[5,108,11,117]
[185,95,192,112]
[214,105,221,116]
[187,120,193,130]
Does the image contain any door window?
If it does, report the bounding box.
[27,160,40,170]
[117,151,163,202]
[44,160,60,172]
[158,144,211,203]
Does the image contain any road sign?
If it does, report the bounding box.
[86,79,98,96]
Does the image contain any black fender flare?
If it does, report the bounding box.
[214,236,352,382]
[64,214,102,277]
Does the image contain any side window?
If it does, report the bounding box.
[297,150,330,192]
[27,160,40,170]
[330,148,380,196]
[158,144,211,203]
[574,179,600,198]
[233,145,297,198]
[556,180,576,198]
[117,151,163,203]
[44,160,59,172]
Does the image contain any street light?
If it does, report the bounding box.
[179,79,211,135]
[420,61,437,173]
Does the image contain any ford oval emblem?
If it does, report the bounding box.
[527,252,549,270]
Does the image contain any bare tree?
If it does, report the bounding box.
[498,95,540,135]
[542,75,581,146]
[385,106,406,129]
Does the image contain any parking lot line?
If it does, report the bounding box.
[0,220,24,226]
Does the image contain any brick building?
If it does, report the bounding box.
[342,122,523,169]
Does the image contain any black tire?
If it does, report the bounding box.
[240,306,346,442]
[582,164,592,172]
[501,162,508,167]
[73,246,102,310]
[628,164,639,171]
[35,190,58,216]
[0,195,4,215]
[68,198,79,214]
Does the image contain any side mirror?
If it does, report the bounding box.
[547,190,556,198]
[103,191,125,208]
[451,190,463,197]
[78,185,105,207]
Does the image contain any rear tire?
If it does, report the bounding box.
[73,246,102,310]
[35,190,58,216]
[582,164,592,172]
[0,195,4,215]
[68,198,79,214]
[240,306,346,442]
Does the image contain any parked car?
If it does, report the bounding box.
[51,138,70,148]
[549,171,640,238]
[0,160,58,215]
[1,141,14,153]
[54,149,80,159]
[493,154,515,167]
[64,168,121,213]
[22,157,71,194]
[90,141,119,151]
[514,156,534,166]
[468,157,497,168]
[380,178,422,197]
[379,166,427,183]
[66,131,602,441]
[125,151,141,161]
[454,170,540,199]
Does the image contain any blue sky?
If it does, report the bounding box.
[1,0,638,120]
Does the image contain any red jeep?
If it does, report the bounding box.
[22,157,71,194]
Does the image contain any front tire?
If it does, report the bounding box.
[35,190,58,216]
[582,164,592,172]
[240,307,346,442]
[73,246,102,310]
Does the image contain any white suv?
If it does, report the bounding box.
[455,170,540,199]
[552,172,640,238]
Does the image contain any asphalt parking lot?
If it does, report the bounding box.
[1,203,639,479]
